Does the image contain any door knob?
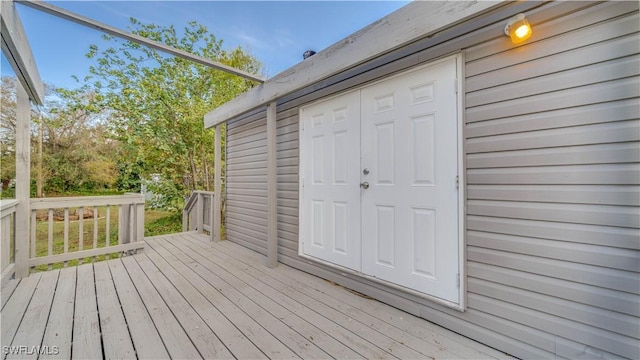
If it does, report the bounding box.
[360,182,370,189]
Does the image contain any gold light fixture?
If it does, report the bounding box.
[504,13,532,44]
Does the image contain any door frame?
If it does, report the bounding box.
[298,53,466,311]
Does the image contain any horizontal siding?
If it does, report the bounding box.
[462,1,640,359]
[226,108,300,256]
[226,110,268,253]
[223,1,640,359]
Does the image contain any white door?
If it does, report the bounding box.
[360,58,460,303]
[300,57,461,303]
[300,90,361,270]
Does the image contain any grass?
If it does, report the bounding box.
[29,207,182,271]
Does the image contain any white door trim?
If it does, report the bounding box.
[299,53,466,310]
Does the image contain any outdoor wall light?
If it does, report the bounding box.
[504,13,532,44]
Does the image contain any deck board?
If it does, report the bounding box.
[120,255,203,359]
[146,238,285,359]
[108,258,170,359]
[40,267,76,360]
[151,237,339,359]
[94,260,136,359]
[178,234,417,359]
[132,253,235,359]
[215,236,510,359]
[7,270,58,360]
[1,277,20,310]
[209,236,464,359]
[0,232,511,359]
[1,272,41,356]
[72,264,102,360]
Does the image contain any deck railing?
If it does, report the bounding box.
[29,194,145,270]
[1,199,18,284]
[183,190,214,234]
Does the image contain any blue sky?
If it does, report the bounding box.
[1,1,409,89]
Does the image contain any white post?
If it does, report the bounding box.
[14,82,31,278]
[119,204,130,244]
[266,102,278,268]
[213,124,222,242]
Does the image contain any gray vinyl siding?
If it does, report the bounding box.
[226,110,268,254]
[224,1,640,358]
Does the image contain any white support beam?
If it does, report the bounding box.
[1,0,44,104]
[266,102,277,268]
[204,1,504,128]
[14,81,30,278]
[213,124,222,242]
[16,0,266,83]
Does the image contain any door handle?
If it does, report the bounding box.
[360,182,370,189]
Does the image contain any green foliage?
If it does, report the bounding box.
[144,177,185,212]
[1,77,119,197]
[1,19,254,205]
[85,19,260,206]
[145,210,183,237]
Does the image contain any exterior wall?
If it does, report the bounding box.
[225,1,640,358]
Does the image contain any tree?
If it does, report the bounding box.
[0,77,18,191]
[85,19,261,207]
[1,76,118,197]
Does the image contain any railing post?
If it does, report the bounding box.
[119,204,130,244]
[209,193,215,242]
[197,192,204,233]
[266,102,278,268]
[182,202,188,232]
[14,82,31,278]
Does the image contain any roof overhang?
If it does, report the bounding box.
[204,0,505,128]
[1,0,45,104]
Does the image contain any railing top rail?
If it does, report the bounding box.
[184,192,199,214]
[184,190,214,213]
[0,199,19,212]
[1,199,19,218]
[30,194,145,210]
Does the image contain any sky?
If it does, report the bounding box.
[1,1,410,89]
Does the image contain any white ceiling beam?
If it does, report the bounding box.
[204,1,506,128]
[1,0,45,104]
[16,0,266,83]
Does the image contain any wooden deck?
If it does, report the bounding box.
[1,232,509,359]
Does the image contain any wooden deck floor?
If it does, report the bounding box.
[1,232,509,359]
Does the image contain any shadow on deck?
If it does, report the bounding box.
[1,232,508,359]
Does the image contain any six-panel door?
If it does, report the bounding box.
[300,90,362,271]
[360,58,460,303]
[300,57,460,303]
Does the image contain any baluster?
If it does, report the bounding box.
[105,205,110,260]
[63,208,69,267]
[48,209,53,270]
[30,210,36,260]
[93,207,98,262]
[117,204,123,257]
[78,206,84,265]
